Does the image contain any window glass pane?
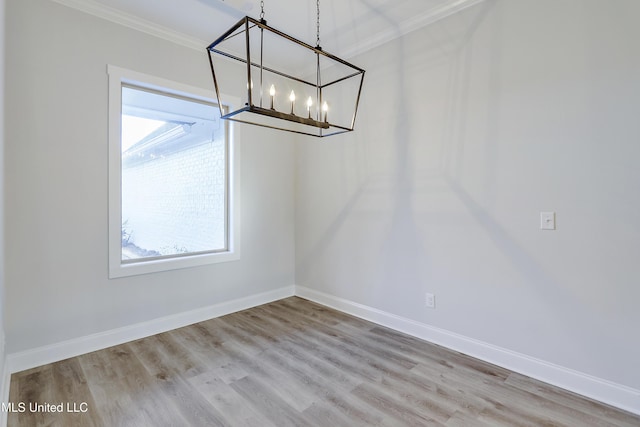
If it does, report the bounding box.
[120,86,226,262]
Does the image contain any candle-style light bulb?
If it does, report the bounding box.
[306,96,313,119]
[322,101,329,123]
[289,90,296,115]
[269,84,275,109]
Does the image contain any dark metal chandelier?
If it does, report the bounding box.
[207,0,365,137]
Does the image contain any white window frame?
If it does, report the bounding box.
[108,65,241,278]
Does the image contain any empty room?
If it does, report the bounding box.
[1,0,639,425]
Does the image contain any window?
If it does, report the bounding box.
[108,66,240,278]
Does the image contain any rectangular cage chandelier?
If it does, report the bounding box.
[206,2,365,138]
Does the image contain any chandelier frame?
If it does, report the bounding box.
[206,16,365,138]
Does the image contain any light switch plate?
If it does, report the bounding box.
[540,212,556,230]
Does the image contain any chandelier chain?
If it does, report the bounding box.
[260,0,265,20]
[316,0,321,47]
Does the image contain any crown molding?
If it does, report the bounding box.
[51,0,484,59]
[339,0,485,60]
[50,0,208,51]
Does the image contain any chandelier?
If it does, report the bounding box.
[206,0,365,137]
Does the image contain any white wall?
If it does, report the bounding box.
[0,0,7,396]
[5,0,295,353]
[296,0,640,392]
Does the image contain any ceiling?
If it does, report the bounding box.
[53,0,483,60]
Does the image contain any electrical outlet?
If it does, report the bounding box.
[425,293,435,308]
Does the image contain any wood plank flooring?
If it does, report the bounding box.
[8,297,640,426]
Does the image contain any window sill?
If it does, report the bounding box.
[109,249,240,279]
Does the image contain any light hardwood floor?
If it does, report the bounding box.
[8,297,640,426]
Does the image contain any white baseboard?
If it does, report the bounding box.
[295,285,640,417]
[7,286,295,375]
[4,284,639,418]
